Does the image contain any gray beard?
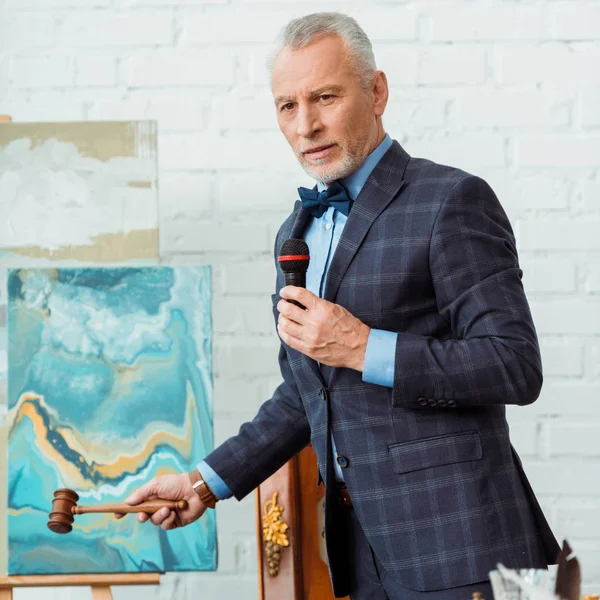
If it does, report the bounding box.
[300,150,364,185]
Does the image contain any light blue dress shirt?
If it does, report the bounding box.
[199,134,397,499]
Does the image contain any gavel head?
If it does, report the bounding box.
[47,488,79,534]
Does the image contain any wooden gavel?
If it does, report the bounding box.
[47,488,187,534]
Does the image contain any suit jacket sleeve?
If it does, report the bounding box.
[393,175,543,409]
[202,233,311,501]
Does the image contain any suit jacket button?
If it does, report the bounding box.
[427,398,436,407]
[336,455,349,468]
[319,388,329,401]
[447,400,457,408]
[437,399,447,407]
[417,397,427,406]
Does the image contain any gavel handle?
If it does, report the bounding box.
[73,500,188,515]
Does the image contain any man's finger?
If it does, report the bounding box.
[277,314,304,339]
[161,511,178,531]
[125,478,158,506]
[150,506,171,526]
[280,286,318,310]
[277,297,308,324]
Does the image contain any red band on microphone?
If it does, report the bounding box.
[278,254,310,262]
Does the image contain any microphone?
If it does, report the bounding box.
[278,238,310,309]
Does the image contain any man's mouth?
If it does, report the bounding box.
[303,144,336,160]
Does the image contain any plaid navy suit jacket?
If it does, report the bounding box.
[205,140,559,595]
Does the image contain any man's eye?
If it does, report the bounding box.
[281,103,295,112]
[320,95,334,101]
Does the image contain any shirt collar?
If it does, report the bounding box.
[316,133,393,198]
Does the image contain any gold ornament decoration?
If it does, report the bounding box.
[262,492,289,577]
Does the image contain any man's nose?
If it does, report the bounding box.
[296,104,322,139]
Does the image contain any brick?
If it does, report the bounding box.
[548,423,600,457]
[508,384,600,416]
[516,135,600,168]
[579,180,600,213]
[538,338,583,377]
[10,56,75,88]
[184,6,297,44]
[213,379,265,415]
[209,88,276,133]
[584,342,600,379]
[7,0,109,5]
[585,260,600,293]
[215,169,305,214]
[0,97,85,121]
[86,98,149,121]
[499,44,600,85]
[75,56,117,86]
[427,5,543,41]
[158,132,295,170]
[418,46,486,85]
[214,339,280,379]
[146,94,208,131]
[350,6,418,42]
[372,44,419,86]
[384,97,446,131]
[507,420,538,457]
[520,260,576,293]
[530,298,600,334]
[129,0,226,5]
[61,11,173,47]
[241,47,272,87]
[2,11,57,51]
[213,296,274,336]
[526,461,600,495]
[505,177,570,212]
[221,260,273,295]
[546,3,600,40]
[159,171,213,219]
[456,89,571,129]
[518,217,600,250]
[161,220,270,255]
[581,91,600,126]
[126,50,235,87]
[555,499,600,539]
[406,134,505,169]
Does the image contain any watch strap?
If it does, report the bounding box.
[189,470,218,509]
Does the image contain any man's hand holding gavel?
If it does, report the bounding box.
[116,473,208,530]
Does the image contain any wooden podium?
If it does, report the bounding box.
[256,444,349,600]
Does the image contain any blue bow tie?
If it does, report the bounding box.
[297,180,353,218]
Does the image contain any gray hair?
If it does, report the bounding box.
[267,12,377,90]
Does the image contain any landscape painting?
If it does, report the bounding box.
[6,266,216,574]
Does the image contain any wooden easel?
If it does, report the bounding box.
[0,573,160,600]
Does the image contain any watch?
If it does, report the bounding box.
[189,470,218,509]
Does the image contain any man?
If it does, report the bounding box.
[123,12,559,599]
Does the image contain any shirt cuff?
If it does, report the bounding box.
[362,329,397,388]
[196,460,234,500]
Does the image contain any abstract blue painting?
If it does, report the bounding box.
[6,266,216,575]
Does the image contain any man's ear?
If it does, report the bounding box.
[372,70,389,117]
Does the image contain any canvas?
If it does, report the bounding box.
[6,266,216,575]
[0,120,158,262]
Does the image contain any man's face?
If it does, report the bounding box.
[271,34,380,184]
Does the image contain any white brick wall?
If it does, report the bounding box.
[1,0,599,597]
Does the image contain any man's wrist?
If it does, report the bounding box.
[189,470,218,509]
[353,323,371,372]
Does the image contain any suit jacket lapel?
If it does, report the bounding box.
[323,140,411,303]
[289,202,312,241]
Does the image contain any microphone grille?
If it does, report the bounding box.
[278,238,310,274]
